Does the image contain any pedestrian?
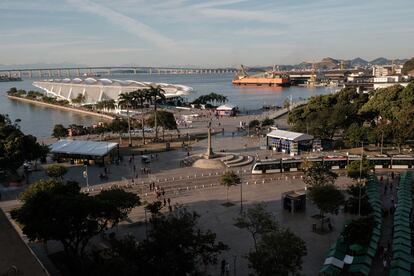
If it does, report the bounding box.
[225,262,230,276]
[163,198,167,206]
[155,153,158,160]
[384,185,387,195]
[132,153,135,160]
[131,178,134,185]
[390,195,394,205]
[167,198,171,206]
[168,205,172,212]
[383,258,388,271]
[133,165,136,173]
[220,259,226,276]
[162,188,165,196]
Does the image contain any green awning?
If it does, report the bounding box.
[389,267,411,276]
[393,251,414,263]
[390,259,411,272]
[353,255,372,267]
[393,244,411,255]
[348,263,370,275]
[319,264,341,275]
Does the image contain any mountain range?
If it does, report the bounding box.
[0,57,410,71]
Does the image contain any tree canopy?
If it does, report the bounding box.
[0,114,48,176]
[347,158,374,180]
[191,93,227,106]
[235,203,279,250]
[302,162,338,187]
[220,170,241,202]
[248,228,307,276]
[402,57,414,75]
[45,164,68,181]
[287,83,414,151]
[11,180,140,260]
[93,207,228,276]
[238,204,307,276]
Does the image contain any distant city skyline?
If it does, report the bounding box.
[1,0,413,67]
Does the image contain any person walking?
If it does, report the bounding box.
[220,259,226,276]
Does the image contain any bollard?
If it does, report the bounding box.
[173,177,175,181]
[285,176,288,180]
[202,173,204,177]
[187,175,190,179]
[246,182,249,185]
[194,186,197,189]
[180,176,183,180]
[145,193,148,196]
[211,184,213,187]
[209,173,212,176]
[165,178,167,182]
[254,181,257,184]
[262,180,265,184]
[293,176,295,179]
[202,185,205,188]
[194,174,197,178]
[187,186,189,190]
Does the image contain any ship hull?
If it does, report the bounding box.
[232,77,290,87]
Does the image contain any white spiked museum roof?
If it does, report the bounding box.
[50,139,118,157]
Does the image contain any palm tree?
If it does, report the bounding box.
[118,92,136,147]
[146,85,166,141]
[104,99,116,111]
[131,90,149,145]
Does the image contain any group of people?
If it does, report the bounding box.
[150,182,173,212]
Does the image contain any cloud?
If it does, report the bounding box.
[66,0,175,48]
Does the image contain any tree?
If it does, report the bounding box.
[402,57,414,75]
[248,119,260,134]
[145,86,166,141]
[308,184,344,229]
[45,164,68,181]
[347,158,373,180]
[98,207,228,276]
[345,184,372,215]
[11,180,140,263]
[0,114,48,176]
[283,98,290,109]
[343,216,375,246]
[248,228,307,276]
[71,93,86,105]
[96,99,116,112]
[52,124,67,138]
[147,110,177,140]
[261,117,274,128]
[235,203,279,250]
[118,92,137,147]
[302,162,337,188]
[220,170,241,202]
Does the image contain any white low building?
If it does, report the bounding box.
[33,78,193,105]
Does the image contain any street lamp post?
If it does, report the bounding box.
[240,177,243,214]
[358,141,364,216]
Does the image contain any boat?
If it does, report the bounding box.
[232,65,290,87]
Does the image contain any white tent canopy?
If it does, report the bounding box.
[50,139,118,157]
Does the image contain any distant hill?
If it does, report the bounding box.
[350,57,368,67]
[370,57,390,65]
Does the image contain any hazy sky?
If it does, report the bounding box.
[1,0,413,67]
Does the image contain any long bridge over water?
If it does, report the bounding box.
[0,66,238,78]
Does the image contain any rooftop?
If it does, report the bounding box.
[50,139,118,157]
[267,129,314,142]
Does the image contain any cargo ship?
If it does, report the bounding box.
[232,65,290,87]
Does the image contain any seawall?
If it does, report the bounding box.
[7,95,114,121]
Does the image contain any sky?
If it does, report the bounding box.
[0,0,413,67]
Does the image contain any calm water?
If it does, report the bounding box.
[0,73,335,138]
